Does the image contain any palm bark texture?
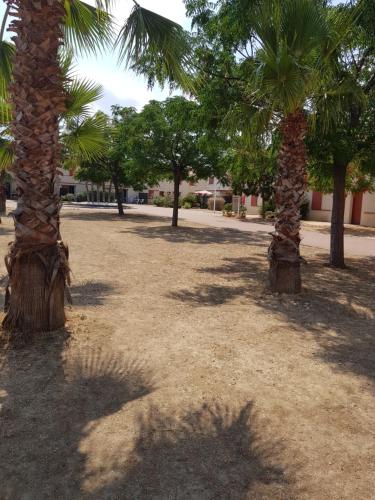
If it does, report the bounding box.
[268,109,308,293]
[3,0,70,333]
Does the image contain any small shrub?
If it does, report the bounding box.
[61,193,75,202]
[163,195,174,208]
[238,204,247,217]
[182,201,192,209]
[182,193,198,206]
[222,203,233,216]
[207,196,225,211]
[153,196,165,207]
[76,192,88,202]
[153,195,174,207]
[259,198,276,219]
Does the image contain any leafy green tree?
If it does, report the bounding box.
[223,137,277,216]
[306,0,375,268]
[76,107,151,216]
[0,0,192,335]
[130,96,219,226]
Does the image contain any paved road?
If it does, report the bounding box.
[124,204,375,258]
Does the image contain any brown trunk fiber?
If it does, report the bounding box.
[329,163,347,268]
[114,182,124,216]
[269,109,308,293]
[3,0,69,334]
[172,164,180,227]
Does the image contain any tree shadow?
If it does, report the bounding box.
[0,334,155,499]
[120,225,270,246]
[168,253,375,383]
[61,210,168,224]
[90,401,296,499]
[69,280,116,306]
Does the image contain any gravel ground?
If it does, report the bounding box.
[0,208,374,499]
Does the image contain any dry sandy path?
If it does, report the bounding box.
[0,208,374,499]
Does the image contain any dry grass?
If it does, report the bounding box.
[0,208,374,499]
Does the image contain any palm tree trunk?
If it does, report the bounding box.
[172,163,180,227]
[269,109,307,293]
[330,162,347,268]
[114,181,124,216]
[3,0,69,334]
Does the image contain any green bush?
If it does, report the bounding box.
[76,192,86,202]
[61,193,75,202]
[153,195,174,208]
[153,195,165,207]
[182,193,198,206]
[207,196,225,211]
[182,201,192,209]
[239,204,247,217]
[259,198,276,218]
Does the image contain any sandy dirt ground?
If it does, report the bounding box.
[0,208,374,500]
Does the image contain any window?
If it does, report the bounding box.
[208,177,214,185]
[159,191,164,197]
[251,196,258,207]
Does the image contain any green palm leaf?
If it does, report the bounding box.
[0,137,13,171]
[63,0,113,55]
[65,77,103,118]
[117,4,195,91]
[62,113,107,165]
[0,41,14,99]
[0,98,11,125]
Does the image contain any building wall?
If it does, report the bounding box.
[307,192,353,224]
[361,192,375,227]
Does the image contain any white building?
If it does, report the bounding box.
[245,190,375,227]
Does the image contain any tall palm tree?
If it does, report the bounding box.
[245,0,341,293]
[1,0,192,335]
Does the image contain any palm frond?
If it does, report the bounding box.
[63,0,113,56]
[0,98,11,125]
[64,77,103,118]
[0,137,13,171]
[0,41,14,99]
[116,5,195,91]
[62,113,107,164]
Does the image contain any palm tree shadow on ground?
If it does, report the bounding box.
[168,253,375,384]
[0,334,155,499]
[90,402,296,499]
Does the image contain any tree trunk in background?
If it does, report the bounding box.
[330,163,347,268]
[3,0,69,334]
[172,163,181,227]
[85,182,89,202]
[114,181,124,216]
[269,109,307,293]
